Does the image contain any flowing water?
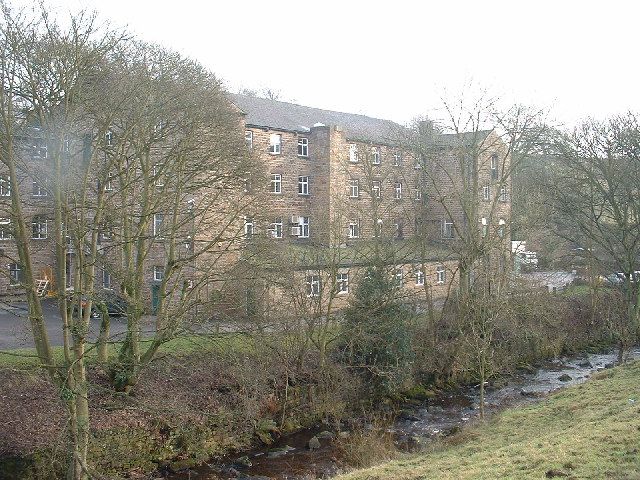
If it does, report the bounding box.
[167,347,640,480]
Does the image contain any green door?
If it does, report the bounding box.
[151,284,160,314]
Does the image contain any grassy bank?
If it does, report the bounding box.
[338,360,640,480]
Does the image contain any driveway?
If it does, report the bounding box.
[0,299,148,350]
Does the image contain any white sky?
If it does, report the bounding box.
[13,0,640,127]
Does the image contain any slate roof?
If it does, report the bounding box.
[228,93,407,145]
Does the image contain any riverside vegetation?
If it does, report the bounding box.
[0,286,632,479]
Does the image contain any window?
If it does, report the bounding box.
[394,268,403,287]
[105,130,114,147]
[306,274,321,297]
[32,181,47,197]
[298,176,309,195]
[153,163,164,187]
[481,217,488,238]
[104,172,114,192]
[0,176,10,197]
[375,218,383,237]
[394,182,402,200]
[31,216,47,239]
[100,225,113,243]
[271,174,282,194]
[102,269,112,289]
[298,137,309,157]
[415,270,425,286]
[394,219,404,239]
[299,216,310,238]
[270,218,283,239]
[62,138,70,154]
[153,265,164,282]
[483,185,490,201]
[490,154,498,180]
[153,213,164,238]
[372,180,381,198]
[392,152,401,167]
[336,273,349,294]
[244,216,254,238]
[349,179,359,198]
[269,133,281,154]
[415,158,423,169]
[500,185,508,202]
[245,130,253,149]
[348,221,360,239]
[32,138,48,159]
[498,218,506,238]
[0,218,11,240]
[442,219,454,239]
[349,144,358,163]
[371,147,380,165]
[9,263,22,285]
[436,266,446,284]
[415,186,422,201]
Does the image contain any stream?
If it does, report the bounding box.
[166,347,640,480]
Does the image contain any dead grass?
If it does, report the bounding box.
[338,360,640,480]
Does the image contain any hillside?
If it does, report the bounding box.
[338,360,640,480]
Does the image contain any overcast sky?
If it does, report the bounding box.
[15,0,640,127]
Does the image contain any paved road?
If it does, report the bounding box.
[0,299,135,350]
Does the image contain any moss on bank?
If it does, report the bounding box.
[338,360,640,480]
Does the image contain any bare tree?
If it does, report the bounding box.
[548,114,640,362]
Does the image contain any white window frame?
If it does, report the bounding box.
[306,274,321,297]
[490,153,498,179]
[483,185,490,201]
[8,263,21,285]
[394,268,404,287]
[394,182,402,200]
[371,147,381,165]
[104,172,114,192]
[298,176,309,195]
[415,187,422,201]
[244,216,254,238]
[102,269,112,289]
[269,133,281,154]
[32,181,47,197]
[271,174,282,194]
[349,179,359,198]
[0,176,11,197]
[348,221,360,239]
[32,138,48,159]
[299,216,310,238]
[153,163,164,188]
[153,213,164,238]
[442,219,454,239]
[436,266,446,284]
[270,218,283,239]
[245,130,253,149]
[349,143,358,163]
[481,217,488,238]
[372,180,381,198]
[415,270,425,286]
[297,137,309,157]
[31,216,47,239]
[0,218,11,240]
[336,272,349,294]
[105,129,114,147]
[394,219,404,239]
[500,185,508,202]
[153,265,164,282]
[392,152,401,167]
[498,218,506,238]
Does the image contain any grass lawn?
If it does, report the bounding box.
[338,361,640,480]
[0,332,255,369]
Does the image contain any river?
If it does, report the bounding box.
[166,347,640,480]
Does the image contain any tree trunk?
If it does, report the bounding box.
[96,304,110,363]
